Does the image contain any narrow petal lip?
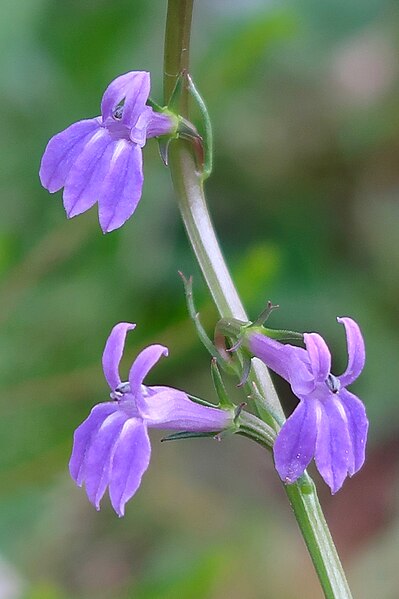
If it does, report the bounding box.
[128,344,168,402]
[102,322,136,390]
[337,317,365,386]
[303,333,331,383]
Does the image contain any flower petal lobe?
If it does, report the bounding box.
[274,400,319,484]
[102,322,136,390]
[109,418,151,517]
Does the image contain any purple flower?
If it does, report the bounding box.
[40,72,176,233]
[69,323,231,516]
[248,317,368,493]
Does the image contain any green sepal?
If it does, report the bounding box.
[252,300,279,326]
[215,317,249,340]
[186,73,213,180]
[164,72,213,180]
[147,97,163,112]
[213,425,239,441]
[158,136,172,166]
[187,393,220,409]
[152,73,211,177]
[176,116,201,141]
[157,116,200,166]
[161,430,218,442]
[210,358,235,408]
[237,352,252,387]
[250,325,303,341]
[179,272,235,374]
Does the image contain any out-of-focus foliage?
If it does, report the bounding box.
[0,0,398,597]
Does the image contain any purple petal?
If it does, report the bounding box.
[145,110,175,139]
[128,107,153,146]
[273,399,319,484]
[84,410,128,510]
[102,322,136,390]
[109,418,151,517]
[303,333,331,383]
[101,71,150,128]
[62,128,111,218]
[287,356,317,397]
[142,388,232,431]
[128,344,168,400]
[249,333,300,381]
[69,402,117,486]
[39,118,100,192]
[314,398,352,493]
[337,317,365,386]
[339,388,368,475]
[249,333,316,396]
[97,142,143,233]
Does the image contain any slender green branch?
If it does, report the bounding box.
[163,2,353,598]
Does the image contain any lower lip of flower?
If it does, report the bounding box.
[104,119,132,141]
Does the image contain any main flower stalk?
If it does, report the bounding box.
[163,1,353,598]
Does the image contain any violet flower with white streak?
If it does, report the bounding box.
[247,317,368,493]
[70,323,232,516]
[40,71,176,233]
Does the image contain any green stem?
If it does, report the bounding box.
[285,476,352,599]
[163,2,353,598]
[164,0,283,429]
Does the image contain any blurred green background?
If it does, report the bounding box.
[1,0,398,597]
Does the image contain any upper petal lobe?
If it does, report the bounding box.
[101,71,150,128]
[102,322,136,391]
[303,333,331,383]
[337,317,365,387]
[128,344,168,403]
